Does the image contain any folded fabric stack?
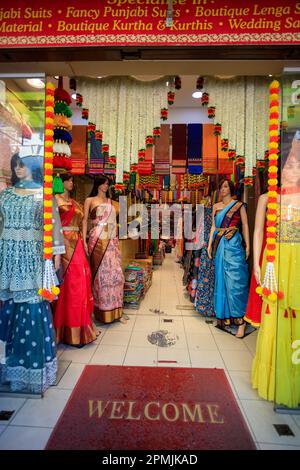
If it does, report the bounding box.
[123,260,153,308]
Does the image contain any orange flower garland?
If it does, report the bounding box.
[38,81,60,301]
[256,79,283,302]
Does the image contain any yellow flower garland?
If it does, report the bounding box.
[256,79,283,302]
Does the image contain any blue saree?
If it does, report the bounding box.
[212,200,249,325]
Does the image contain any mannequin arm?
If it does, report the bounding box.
[240,205,250,259]
[207,204,217,259]
[253,193,268,284]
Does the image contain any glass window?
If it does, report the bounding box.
[0,74,50,396]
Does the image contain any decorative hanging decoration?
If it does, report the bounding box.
[77,76,173,180]
[221,138,228,151]
[39,81,60,302]
[256,160,266,171]
[95,130,102,141]
[146,135,154,147]
[161,108,168,121]
[207,106,215,119]
[88,122,96,135]
[236,155,245,166]
[214,123,222,136]
[138,149,146,162]
[256,79,283,304]
[228,149,236,161]
[82,108,89,120]
[168,91,175,105]
[174,76,181,90]
[102,144,109,157]
[69,77,77,90]
[114,183,126,195]
[244,176,254,186]
[123,171,130,182]
[53,77,73,193]
[130,163,138,174]
[153,126,161,138]
[76,93,83,107]
[201,92,209,106]
[196,76,204,90]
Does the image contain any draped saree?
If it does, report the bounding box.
[88,200,124,323]
[53,200,97,345]
[212,200,249,325]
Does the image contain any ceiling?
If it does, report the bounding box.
[0,45,300,77]
[1,45,300,111]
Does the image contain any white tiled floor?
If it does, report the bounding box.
[0,251,299,450]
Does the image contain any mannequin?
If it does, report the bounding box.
[53,173,98,346]
[252,131,300,408]
[82,175,126,324]
[0,153,64,393]
[207,179,250,337]
[195,196,215,319]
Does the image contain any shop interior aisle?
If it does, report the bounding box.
[0,252,300,450]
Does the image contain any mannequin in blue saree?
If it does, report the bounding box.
[208,180,250,338]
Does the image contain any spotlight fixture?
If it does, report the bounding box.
[192,91,203,99]
[26,78,45,89]
[71,93,76,99]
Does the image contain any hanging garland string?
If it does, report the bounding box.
[256,79,283,303]
[39,81,60,301]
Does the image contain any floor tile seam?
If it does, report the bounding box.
[291,416,300,430]
[121,317,138,366]
[7,397,29,426]
[257,440,300,447]
[5,423,54,429]
[238,398,269,444]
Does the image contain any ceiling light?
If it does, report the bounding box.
[166,81,169,86]
[71,93,76,99]
[97,76,102,79]
[269,74,273,77]
[192,91,203,99]
[26,78,45,89]
[54,76,59,80]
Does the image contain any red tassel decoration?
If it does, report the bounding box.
[284,309,289,318]
[292,309,296,318]
[265,304,271,314]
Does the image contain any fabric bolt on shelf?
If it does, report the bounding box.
[202,124,218,174]
[70,125,87,175]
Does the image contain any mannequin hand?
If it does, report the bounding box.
[254,264,261,285]
[246,246,250,260]
[54,254,61,271]
[207,245,212,259]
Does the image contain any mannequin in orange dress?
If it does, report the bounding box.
[53,174,98,346]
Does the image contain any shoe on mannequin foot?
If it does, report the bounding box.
[119,316,127,324]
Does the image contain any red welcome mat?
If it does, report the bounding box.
[46,366,256,450]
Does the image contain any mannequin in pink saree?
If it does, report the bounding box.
[83,175,125,324]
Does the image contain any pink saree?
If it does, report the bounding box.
[88,200,124,323]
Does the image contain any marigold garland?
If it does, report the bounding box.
[256,79,283,304]
[39,82,60,302]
